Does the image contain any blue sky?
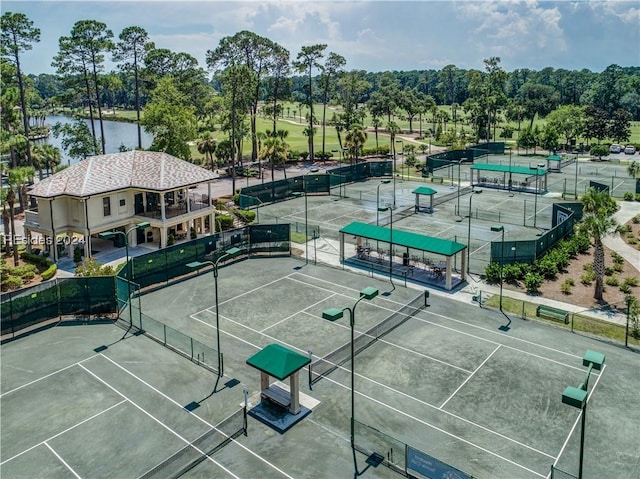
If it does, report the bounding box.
[6,1,640,75]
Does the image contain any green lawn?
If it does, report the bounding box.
[92,104,640,163]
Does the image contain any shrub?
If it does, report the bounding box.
[623,192,634,201]
[628,237,638,245]
[503,263,523,283]
[216,214,235,230]
[582,263,594,273]
[547,248,570,271]
[632,215,640,224]
[636,194,640,202]
[613,262,624,272]
[41,264,57,281]
[605,276,619,287]
[524,272,543,294]
[238,209,256,222]
[627,232,636,239]
[534,258,558,279]
[573,233,591,254]
[565,277,575,286]
[623,276,639,287]
[560,280,573,295]
[604,267,614,276]
[2,275,23,290]
[619,284,632,294]
[581,271,596,285]
[19,251,53,267]
[484,262,501,284]
[73,246,83,263]
[612,251,624,264]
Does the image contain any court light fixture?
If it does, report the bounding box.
[321,286,380,478]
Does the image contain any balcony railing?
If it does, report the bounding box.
[137,201,213,220]
[24,209,40,227]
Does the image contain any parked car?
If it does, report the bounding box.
[609,144,621,153]
[624,145,636,155]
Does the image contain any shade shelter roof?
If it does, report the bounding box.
[246,344,311,381]
[470,163,547,175]
[412,186,437,196]
[546,154,563,162]
[340,222,465,256]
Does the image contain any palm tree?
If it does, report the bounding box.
[196,132,217,170]
[579,187,621,301]
[371,116,381,152]
[259,135,289,199]
[345,125,367,165]
[39,144,62,175]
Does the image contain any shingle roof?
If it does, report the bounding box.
[29,151,218,198]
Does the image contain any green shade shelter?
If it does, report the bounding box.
[546,154,564,172]
[338,222,467,290]
[412,186,437,213]
[246,344,311,415]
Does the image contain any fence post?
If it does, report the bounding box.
[308,350,313,390]
[571,313,575,333]
[522,301,525,320]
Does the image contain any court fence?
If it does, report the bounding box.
[550,465,578,479]
[354,419,475,478]
[310,290,429,386]
[1,276,117,339]
[238,161,393,207]
[137,408,248,479]
[479,293,640,349]
[490,204,576,265]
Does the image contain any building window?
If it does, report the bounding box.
[119,199,126,207]
[103,197,111,216]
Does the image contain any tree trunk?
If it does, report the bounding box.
[593,240,605,300]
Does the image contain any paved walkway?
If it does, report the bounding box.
[604,200,640,273]
[304,237,630,326]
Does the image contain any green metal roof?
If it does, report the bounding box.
[412,186,437,196]
[470,163,547,175]
[246,344,311,380]
[546,155,563,161]
[340,222,466,256]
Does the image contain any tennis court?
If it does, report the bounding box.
[128,256,638,478]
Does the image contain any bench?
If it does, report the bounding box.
[536,305,569,324]
[260,385,291,409]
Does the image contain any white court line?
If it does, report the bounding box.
[97,354,294,479]
[260,295,333,333]
[190,310,555,463]
[1,399,127,465]
[439,345,501,409]
[291,272,582,362]
[300,310,473,374]
[44,442,81,479]
[549,363,607,477]
[0,354,100,398]
[192,275,289,317]
[78,362,245,479]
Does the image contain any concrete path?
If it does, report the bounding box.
[603,200,640,272]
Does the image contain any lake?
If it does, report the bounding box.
[39,114,155,165]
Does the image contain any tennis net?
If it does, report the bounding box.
[310,291,427,385]
[138,408,247,479]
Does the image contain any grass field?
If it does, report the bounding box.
[63,104,640,164]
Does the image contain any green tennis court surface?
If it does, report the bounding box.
[2,257,638,478]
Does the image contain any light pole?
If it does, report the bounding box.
[378,205,393,283]
[395,139,403,180]
[322,286,379,479]
[99,221,150,325]
[561,350,605,479]
[186,246,241,377]
[466,190,483,275]
[376,179,391,226]
[490,225,504,311]
[574,154,579,200]
[530,164,545,228]
[293,168,319,265]
[507,147,513,196]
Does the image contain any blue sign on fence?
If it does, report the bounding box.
[407,446,471,479]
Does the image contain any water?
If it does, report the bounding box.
[38,114,155,165]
